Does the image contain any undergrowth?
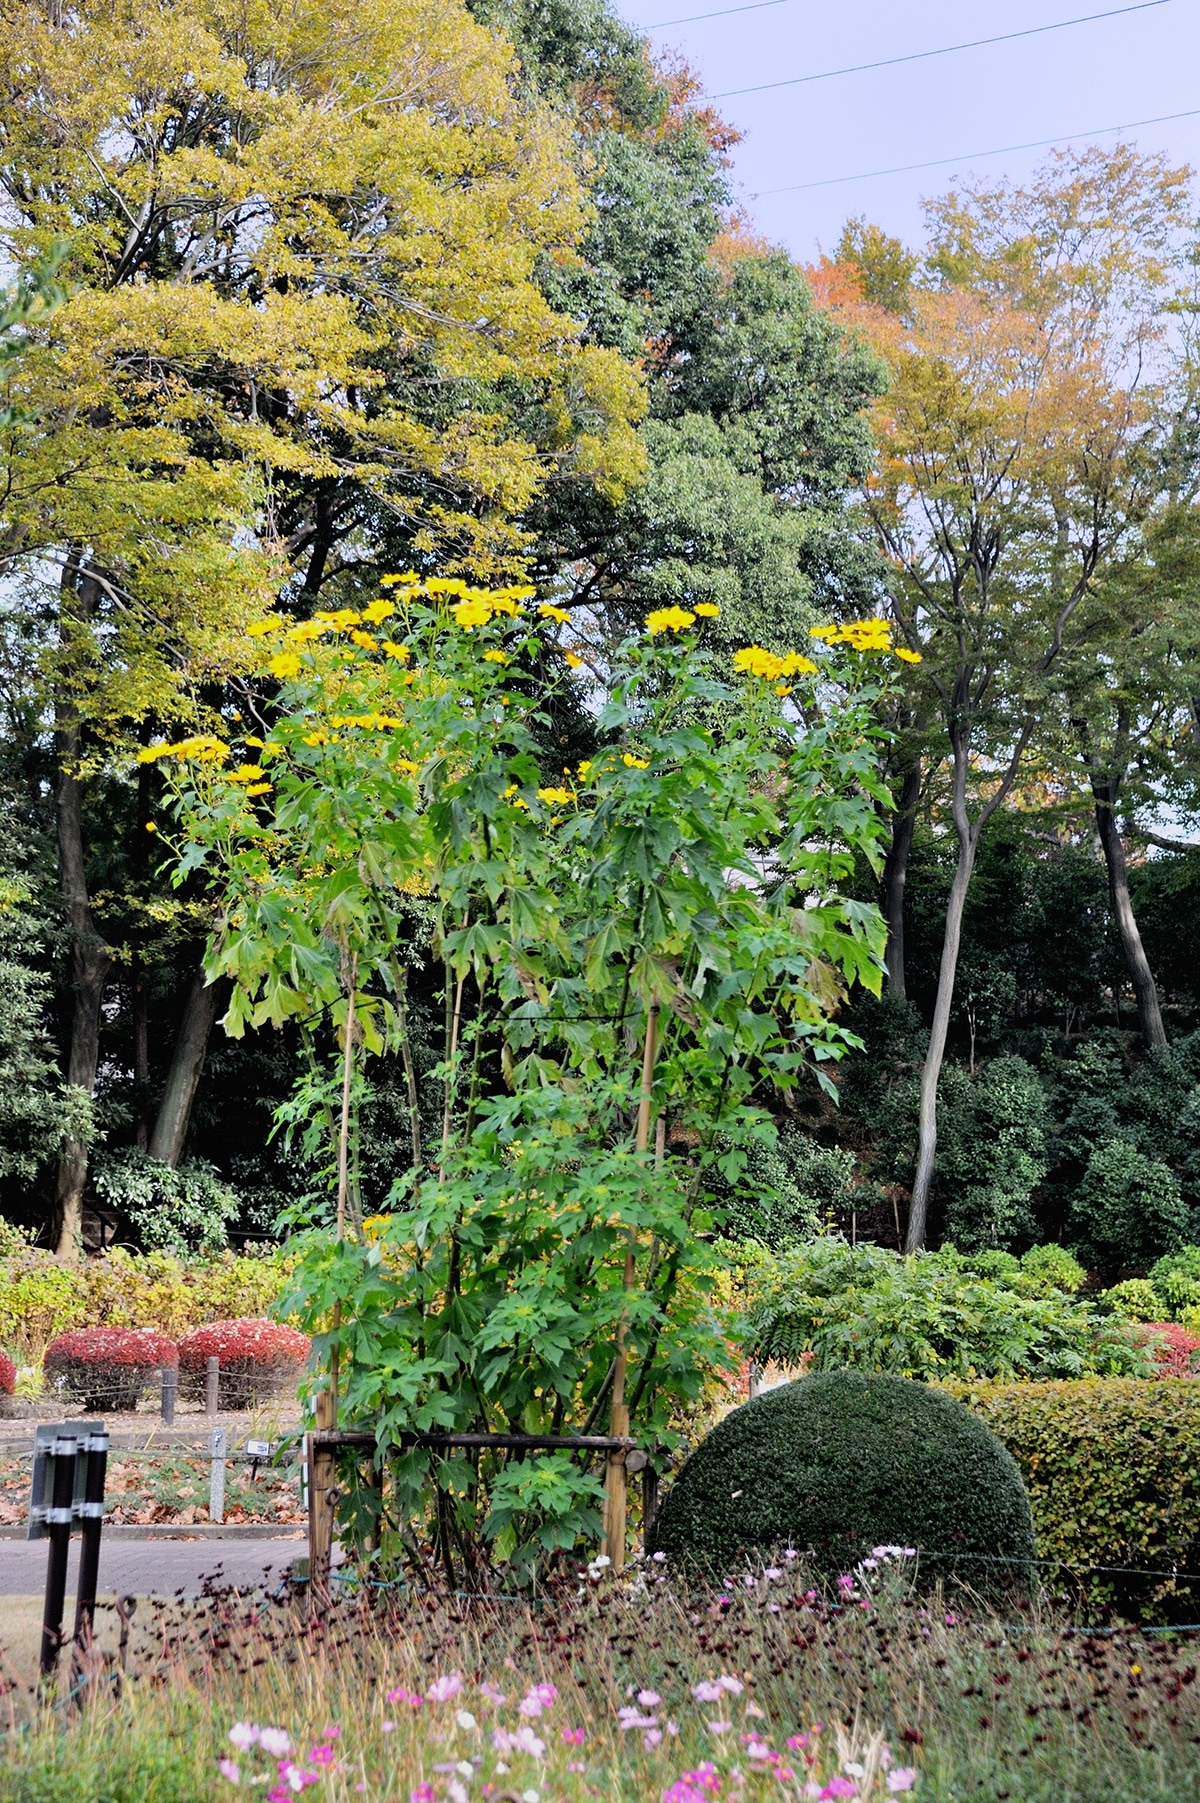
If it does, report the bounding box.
[2,1553,1199,1802]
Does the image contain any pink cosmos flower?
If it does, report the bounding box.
[259,1729,292,1758]
[638,1690,661,1708]
[386,1687,423,1708]
[562,1727,586,1745]
[886,1770,917,1793]
[411,1787,436,1803]
[518,1683,557,1718]
[218,1759,240,1783]
[645,1729,663,1748]
[229,1724,260,1752]
[427,1673,465,1703]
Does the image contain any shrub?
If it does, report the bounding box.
[1133,1323,1200,1377]
[0,1349,14,1396]
[1148,1246,1200,1317]
[1019,1242,1086,1294]
[1103,1278,1164,1322]
[91,1148,240,1257]
[647,1372,1035,1577]
[945,1378,1200,1616]
[744,1237,1151,1380]
[177,1318,309,1408]
[1068,1140,1190,1271]
[43,1327,178,1411]
[0,1246,289,1361]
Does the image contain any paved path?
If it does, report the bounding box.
[0,1534,305,1598]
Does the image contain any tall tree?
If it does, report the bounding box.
[0,0,646,1252]
[846,146,1193,1247]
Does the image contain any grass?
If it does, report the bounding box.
[1,1552,1198,1802]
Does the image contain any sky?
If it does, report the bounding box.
[614,0,1200,261]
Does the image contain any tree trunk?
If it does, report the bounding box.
[882,758,921,1000]
[1091,775,1167,1050]
[906,819,976,1251]
[54,744,112,1259]
[148,967,225,1167]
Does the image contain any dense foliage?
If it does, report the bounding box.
[44,1325,178,1410]
[947,1378,1200,1616]
[647,1372,1036,1576]
[177,1319,310,1408]
[741,1238,1150,1381]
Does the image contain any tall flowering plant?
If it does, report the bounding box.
[149,579,904,1578]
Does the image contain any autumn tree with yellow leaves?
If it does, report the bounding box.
[0,0,644,1252]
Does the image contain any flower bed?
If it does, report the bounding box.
[43,1327,178,1412]
[177,1318,309,1409]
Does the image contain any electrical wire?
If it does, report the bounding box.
[757,103,1200,194]
[699,1,1170,97]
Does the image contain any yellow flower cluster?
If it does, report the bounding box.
[622,753,649,769]
[137,734,230,765]
[732,646,818,681]
[538,602,571,624]
[482,649,509,664]
[327,713,406,731]
[645,606,695,635]
[694,603,721,618]
[810,619,892,652]
[537,785,574,806]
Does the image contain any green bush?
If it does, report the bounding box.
[1102,1278,1164,1322]
[945,1379,1200,1616]
[743,1237,1150,1380]
[1069,1140,1190,1271]
[91,1148,240,1257]
[647,1372,1035,1576]
[1148,1246,1200,1316]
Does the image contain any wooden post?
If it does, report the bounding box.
[604,1002,658,1571]
[308,1392,337,1602]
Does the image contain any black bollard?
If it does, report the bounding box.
[38,1431,79,1679]
[72,1426,110,1648]
[160,1365,176,1425]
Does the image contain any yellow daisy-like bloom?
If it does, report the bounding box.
[482,649,508,664]
[775,685,793,697]
[537,785,574,805]
[895,646,923,664]
[732,646,818,682]
[269,651,303,680]
[693,602,720,618]
[538,602,571,623]
[145,821,157,833]
[381,571,418,587]
[244,782,272,798]
[646,606,696,635]
[396,759,419,775]
[451,597,494,629]
[247,618,283,638]
[226,764,266,784]
[811,618,893,652]
[350,630,378,649]
[382,641,411,661]
[426,577,469,597]
[565,651,584,669]
[622,753,649,769]
[362,599,396,624]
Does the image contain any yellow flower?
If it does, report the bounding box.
[622,753,649,769]
[269,651,303,680]
[426,576,468,596]
[362,599,396,624]
[693,602,720,618]
[576,759,592,777]
[382,641,412,661]
[781,653,817,676]
[451,597,494,629]
[646,605,696,635]
[565,651,584,669]
[732,645,784,679]
[350,630,378,649]
[811,617,893,652]
[775,685,793,697]
[895,646,923,664]
[537,786,574,805]
[145,820,157,833]
[482,649,508,664]
[244,783,273,798]
[247,617,283,637]
[396,759,419,775]
[381,571,418,587]
[227,763,266,784]
[538,602,571,623]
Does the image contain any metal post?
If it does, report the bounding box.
[205,1355,219,1418]
[39,1431,79,1679]
[160,1365,176,1425]
[209,1426,227,1524]
[72,1427,109,1648]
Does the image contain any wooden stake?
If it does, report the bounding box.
[604,1002,658,1571]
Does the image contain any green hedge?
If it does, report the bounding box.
[944,1378,1200,1617]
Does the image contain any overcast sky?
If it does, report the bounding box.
[615,0,1199,260]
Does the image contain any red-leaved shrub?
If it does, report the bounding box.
[177,1318,309,1408]
[43,1327,178,1411]
[0,1350,15,1397]
[1134,1322,1200,1377]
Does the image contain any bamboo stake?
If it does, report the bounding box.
[312,961,356,1602]
[603,1001,658,1570]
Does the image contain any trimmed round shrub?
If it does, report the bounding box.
[177,1318,309,1409]
[0,1350,15,1396]
[647,1373,1035,1577]
[43,1327,177,1412]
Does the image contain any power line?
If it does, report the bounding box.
[695,1,1171,98]
[757,104,1200,194]
[647,0,804,25]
